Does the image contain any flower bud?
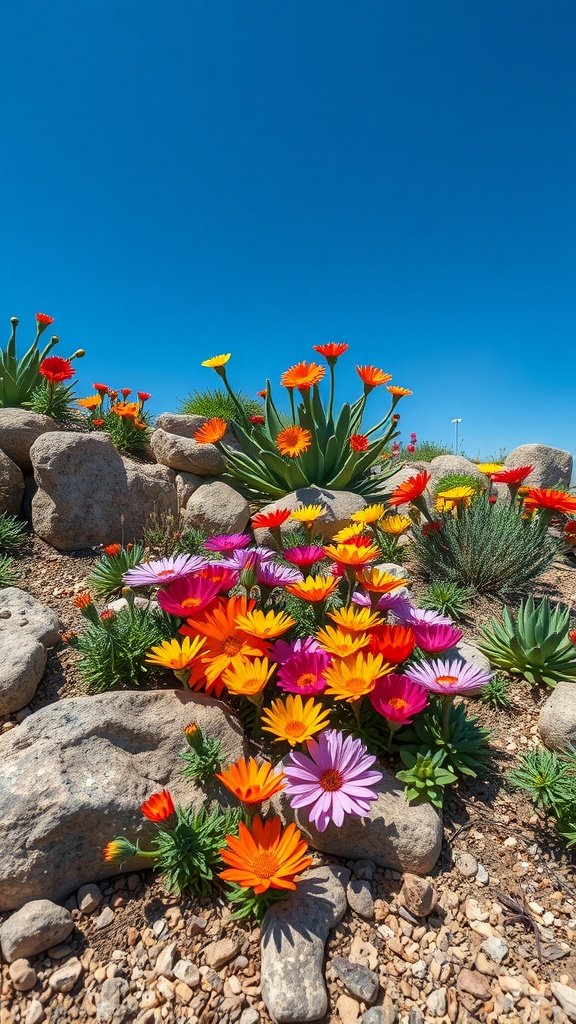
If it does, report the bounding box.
[184,721,203,750]
[70,349,86,360]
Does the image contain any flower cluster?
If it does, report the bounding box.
[75,383,152,453]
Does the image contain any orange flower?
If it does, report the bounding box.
[368,624,416,663]
[281,361,325,390]
[103,543,122,557]
[564,521,576,545]
[74,591,93,609]
[181,596,268,693]
[219,816,312,893]
[388,470,431,508]
[356,365,392,390]
[112,401,140,419]
[36,312,55,325]
[349,434,369,452]
[77,395,102,410]
[285,575,339,602]
[276,426,312,458]
[386,385,413,398]
[355,567,408,593]
[522,489,576,516]
[216,757,285,804]
[140,789,175,822]
[323,540,380,567]
[194,418,228,444]
[312,342,349,360]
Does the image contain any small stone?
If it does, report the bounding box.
[454,851,478,877]
[239,1011,260,1024]
[49,957,83,993]
[188,915,208,934]
[155,941,179,979]
[407,1009,424,1024]
[465,897,488,922]
[410,959,428,979]
[336,993,361,1024]
[331,956,379,1005]
[173,959,200,987]
[352,860,376,881]
[551,981,576,1021]
[426,987,447,1017]
[399,873,438,918]
[127,874,140,891]
[174,981,194,1004]
[77,884,103,914]
[475,864,489,885]
[456,968,492,1001]
[481,937,508,964]
[499,974,529,998]
[346,879,374,919]
[9,958,37,992]
[94,907,115,930]
[204,937,240,970]
[152,918,167,937]
[47,943,73,959]
[25,1000,44,1024]
[0,900,74,962]
[228,975,242,995]
[95,977,129,1021]
[475,951,500,976]
[362,1002,396,1024]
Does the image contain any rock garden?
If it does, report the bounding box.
[1,316,576,1024]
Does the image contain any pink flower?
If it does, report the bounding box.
[277,650,331,695]
[369,673,428,726]
[156,576,221,617]
[270,636,322,663]
[257,561,303,588]
[204,533,252,553]
[406,658,493,695]
[283,729,382,832]
[123,555,208,587]
[412,622,463,654]
[403,607,453,627]
[283,546,325,569]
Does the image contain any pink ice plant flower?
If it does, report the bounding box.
[277,649,331,695]
[283,729,383,832]
[369,673,429,726]
[269,636,323,663]
[122,554,207,587]
[406,658,493,695]
[412,622,463,653]
[156,575,221,618]
[257,561,304,588]
[203,533,252,553]
[283,545,325,569]
[353,589,414,621]
[403,606,453,628]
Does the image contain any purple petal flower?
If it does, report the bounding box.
[353,589,414,621]
[122,554,208,588]
[283,728,383,832]
[256,561,304,588]
[220,546,276,571]
[406,658,493,695]
[269,636,322,663]
[203,533,252,553]
[277,650,331,695]
[412,622,463,653]
[403,607,453,627]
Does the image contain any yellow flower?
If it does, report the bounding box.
[285,575,339,602]
[475,463,504,474]
[331,522,367,543]
[222,656,276,698]
[328,606,383,634]
[146,635,206,670]
[323,652,392,702]
[315,625,370,658]
[354,567,408,593]
[323,541,380,567]
[291,504,326,526]
[77,395,102,410]
[435,485,475,513]
[261,695,330,746]
[201,353,231,368]
[235,608,295,640]
[380,514,412,536]
[351,504,386,525]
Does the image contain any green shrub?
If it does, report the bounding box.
[409,441,452,461]
[508,747,576,849]
[396,749,457,808]
[0,315,58,408]
[0,554,18,589]
[175,527,210,557]
[180,387,264,421]
[433,472,486,499]
[70,601,175,691]
[88,544,146,598]
[97,409,152,455]
[413,495,558,595]
[0,514,26,553]
[421,581,474,621]
[29,379,78,425]
[480,675,512,710]
[479,596,576,687]
[399,700,491,778]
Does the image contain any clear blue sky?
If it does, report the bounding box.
[2,0,575,459]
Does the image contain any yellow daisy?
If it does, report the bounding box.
[201,353,231,368]
[323,652,392,702]
[380,514,412,536]
[146,635,206,670]
[331,522,367,543]
[475,463,504,474]
[222,656,276,698]
[261,695,330,746]
[315,625,370,658]
[234,608,295,640]
[351,504,386,525]
[435,485,475,513]
[328,606,383,634]
[291,504,326,527]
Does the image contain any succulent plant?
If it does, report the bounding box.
[479,596,576,687]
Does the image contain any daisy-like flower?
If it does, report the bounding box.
[351,504,386,525]
[403,606,453,628]
[249,415,265,425]
[316,625,370,658]
[406,657,492,695]
[386,385,412,398]
[476,462,504,474]
[216,757,285,804]
[203,533,252,553]
[490,465,533,485]
[323,652,391,701]
[283,545,325,568]
[350,434,369,453]
[39,356,75,383]
[328,606,383,634]
[74,591,93,609]
[522,489,576,517]
[146,635,206,670]
[281,361,326,390]
[283,729,382,832]
[194,417,228,444]
[290,504,326,528]
[354,567,408,593]
[368,624,416,663]
[323,540,380,568]
[276,426,312,458]
[285,575,338,602]
[36,312,55,326]
[219,816,312,893]
[123,554,207,587]
[412,622,463,654]
[77,395,102,409]
[270,636,323,663]
[112,401,140,419]
[369,674,429,726]
[312,341,349,360]
[156,576,221,618]
[380,514,412,536]
[222,656,276,698]
[102,543,121,557]
[235,608,296,640]
[257,561,304,589]
[252,508,292,529]
[388,471,431,509]
[564,520,576,546]
[435,486,475,513]
[261,694,331,746]
[198,562,240,593]
[141,789,175,822]
[181,595,269,691]
[93,383,109,393]
[356,365,392,391]
[276,649,330,695]
[201,353,231,368]
[331,522,367,543]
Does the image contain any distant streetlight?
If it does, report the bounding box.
[451,418,463,453]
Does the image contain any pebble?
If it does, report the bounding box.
[398,874,437,918]
[352,859,377,881]
[456,968,492,1001]
[173,959,201,988]
[25,1001,44,1024]
[239,1012,260,1024]
[48,957,83,993]
[551,981,576,1021]
[94,907,115,930]
[331,956,379,1005]
[481,936,509,964]
[154,941,179,979]
[77,883,103,914]
[336,993,361,1024]
[475,864,489,885]
[346,879,374,920]
[362,1000,397,1024]
[204,937,241,970]
[454,851,478,877]
[8,959,37,992]
[426,987,447,1017]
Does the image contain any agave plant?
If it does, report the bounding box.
[196,348,410,499]
[479,596,576,687]
[1,314,59,408]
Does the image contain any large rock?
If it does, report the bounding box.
[426,455,486,495]
[0,587,61,647]
[273,767,442,875]
[182,480,250,534]
[29,432,178,550]
[261,865,347,1023]
[0,689,247,910]
[0,409,58,473]
[0,448,24,515]
[175,471,205,509]
[0,588,61,714]
[504,444,573,488]
[538,680,576,751]
[150,427,226,476]
[253,487,367,546]
[0,899,73,962]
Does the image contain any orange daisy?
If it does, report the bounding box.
[216,757,285,804]
[354,567,408,593]
[180,596,268,693]
[280,361,325,390]
[356,365,392,390]
[522,489,576,516]
[140,790,175,822]
[193,418,228,444]
[386,385,413,398]
[285,575,339,602]
[276,426,312,458]
[388,470,431,508]
[219,816,312,893]
[312,342,349,360]
[323,540,380,567]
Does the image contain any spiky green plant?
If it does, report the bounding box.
[433,472,486,499]
[413,495,558,594]
[0,555,18,589]
[175,527,210,557]
[421,581,474,621]
[399,699,491,778]
[481,675,512,711]
[225,882,290,922]
[88,543,146,598]
[180,387,264,421]
[396,749,457,808]
[508,747,576,812]
[0,514,26,553]
[180,725,225,783]
[0,315,58,407]
[479,596,576,687]
[29,379,77,424]
[70,601,175,691]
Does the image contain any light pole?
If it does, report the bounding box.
[451,418,462,454]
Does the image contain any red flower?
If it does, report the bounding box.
[103,543,122,556]
[93,383,109,394]
[312,342,349,359]
[523,489,576,516]
[109,390,119,400]
[389,471,431,509]
[249,415,265,425]
[36,312,54,325]
[349,434,369,452]
[39,356,75,384]
[257,389,267,398]
[488,495,497,505]
[93,418,104,427]
[369,624,416,663]
[99,609,115,621]
[121,388,132,398]
[422,520,443,537]
[569,629,576,645]
[141,789,175,822]
[405,444,415,454]
[137,392,151,402]
[490,465,533,485]
[252,508,292,529]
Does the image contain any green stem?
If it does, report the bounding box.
[288,389,296,424]
[220,371,249,422]
[352,698,363,730]
[327,361,336,423]
[441,696,452,742]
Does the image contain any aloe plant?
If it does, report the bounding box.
[479,596,576,687]
[0,315,59,408]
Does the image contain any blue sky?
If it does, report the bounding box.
[1,0,575,459]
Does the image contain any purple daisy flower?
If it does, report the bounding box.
[220,546,276,571]
[403,607,453,628]
[406,657,493,695]
[353,589,414,621]
[269,636,323,664]
[203,533,252,553]
[122,554,207,588]
[256,561,304,588]
[283,729,383,832]
[277,650,331,695]
[412,622,463,653]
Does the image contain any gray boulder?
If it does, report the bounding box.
[504,444,573,488]
[538,680,576,751]
[0,689,247,910]
[182,480,250,535]
[0,899,73,962]
[0,588,61,714]
[426,454,486,494]
[29,432,177,550]
[175,471,205,509]
[150,427,226,476]
[0,587,61,647]
[0,409,58,473]
[253,486,367,546]
[0,448,24,515]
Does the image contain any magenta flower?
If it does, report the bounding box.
[156,575,221,617]
[199,562,240,592]
[283,729,383,832]
[277,650,331,695]
[122,554,207,588]
[203,533,252,553]
[270,636,323,664]
[283,546,325,569]
[406,658,493,695]
[412,621,463,653]
[353,589,414,621]
[257,561,303,588]
[404,607,453,628]
[369,673,429,726]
